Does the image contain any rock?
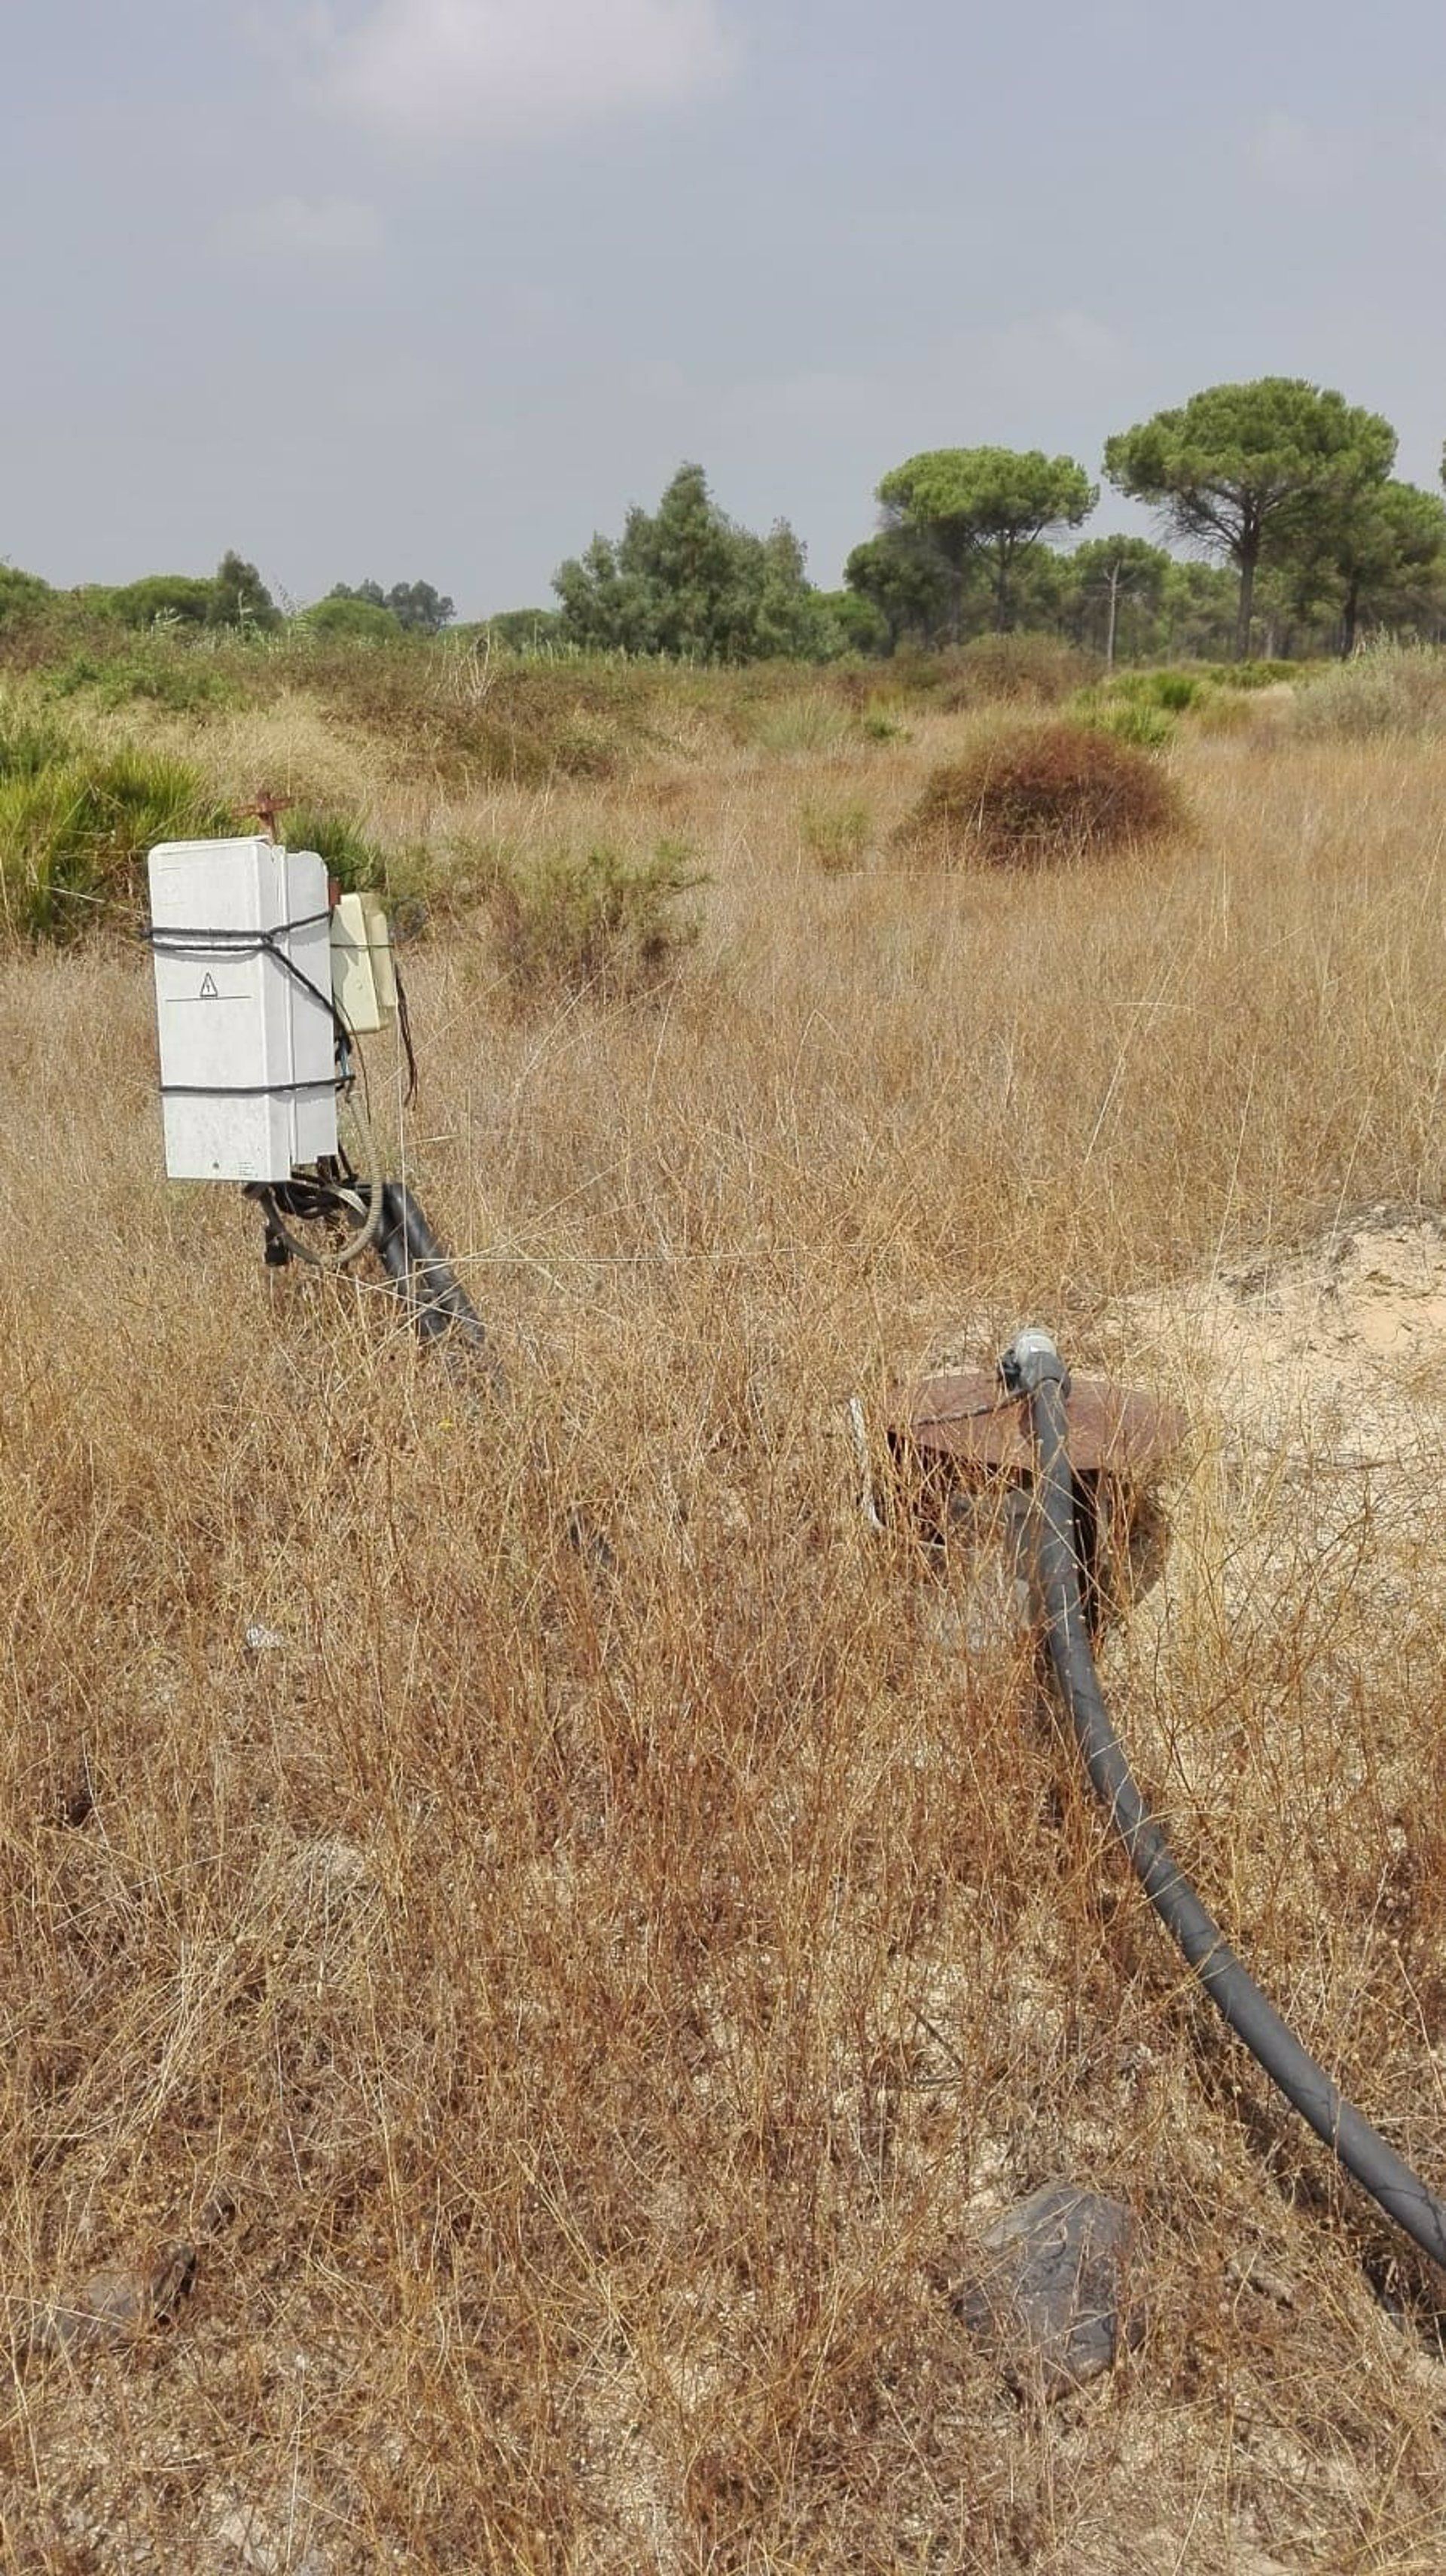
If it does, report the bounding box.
[212,2501,329,2575]
[7,2239,197,2366]
[953,2182,1139,2398]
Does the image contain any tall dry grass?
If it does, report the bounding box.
[5,693,1446,2568]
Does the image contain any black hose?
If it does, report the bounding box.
[376,1182,490,1355]
[1002,1328,1446,2278]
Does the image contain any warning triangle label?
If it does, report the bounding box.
[199,972,218,998]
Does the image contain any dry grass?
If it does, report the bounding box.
[7,683,1446,2568]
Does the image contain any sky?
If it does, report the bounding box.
[5,0,1446,617]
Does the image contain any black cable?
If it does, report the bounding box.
[1002,1328,1446,2279]
[392,958,419,1105]
[142,913,355,1064]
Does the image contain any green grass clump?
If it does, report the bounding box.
[0,739,232,940]
[1075,694,1179,750]
[1200,657,1300,690]
[283,806,389,892]
[487,839,703,1002]
[0,702,74,785]
[800,797,872,872]
[858,704,911,744]
[753,693,854,755]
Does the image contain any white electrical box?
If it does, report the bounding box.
[148,838,340,1183]
[330,892,398,1037]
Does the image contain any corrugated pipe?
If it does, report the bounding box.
[375,1182,490,1355]
[1002,1327,1446,2279]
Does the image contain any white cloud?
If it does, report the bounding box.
[297,0,734,145]
[215,193,386,257]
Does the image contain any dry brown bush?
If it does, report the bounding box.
[935,633,1096,710]
[898,718,1188,867]
[5,705,1446,2568]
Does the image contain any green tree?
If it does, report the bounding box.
[554,464,828,662]
[1315,480,1446,653]
[304,594,401,639]
[874,447,1097,637]
[384,580,455,633]
[1066,535,1171,666]
[1104,380,1396,657]
[480,608,566,652]
[110,573,217,628]
[844,530,957,650]
[816,585,892,657]
[211,550,279,630]
[1156,559,1239,661]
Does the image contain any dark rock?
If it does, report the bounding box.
[953,2182,1139,2398]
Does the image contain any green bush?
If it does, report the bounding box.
[1152,670,1202,712]
[0,742,233,940]
[108,574,217,630]
[898,720,1186,868]
[0,567,52,631]
[49,645,231,713]
[297,596,402,641]
[487,840,703,1001]
[1199,658,1299,691]
[1094,698,1178,750]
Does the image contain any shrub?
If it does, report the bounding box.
[49,645,231,713]
[1151,670,1203,712]
[800,797,872,873]
[858,704,911,743]
[487,840,703,1001]
[108,574,216,630]
[938,633,1094,710]
[283,806,388,892]
[0,567,52,632]
[1094,699,1178,751]
[1290,646,1446,740]
[898,720,1186,868]
[753,693,853,755]
[297,596,402,641]
[0,742,233,939]
[1072,681,1180,750]
[1200,657,1299,691]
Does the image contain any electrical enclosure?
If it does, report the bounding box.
[148,838,339,1182]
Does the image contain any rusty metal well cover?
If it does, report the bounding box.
[891,1370,1186,1478]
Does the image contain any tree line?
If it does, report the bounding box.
[0,556,458,639]
[548,379,1446,665]
[7,377,1444,666]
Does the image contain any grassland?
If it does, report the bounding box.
[5,638,1446,2570]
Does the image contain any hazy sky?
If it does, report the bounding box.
[5,0,1445,615]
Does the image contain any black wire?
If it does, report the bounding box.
[142,912,354,1061]
[392,958,419,1105]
